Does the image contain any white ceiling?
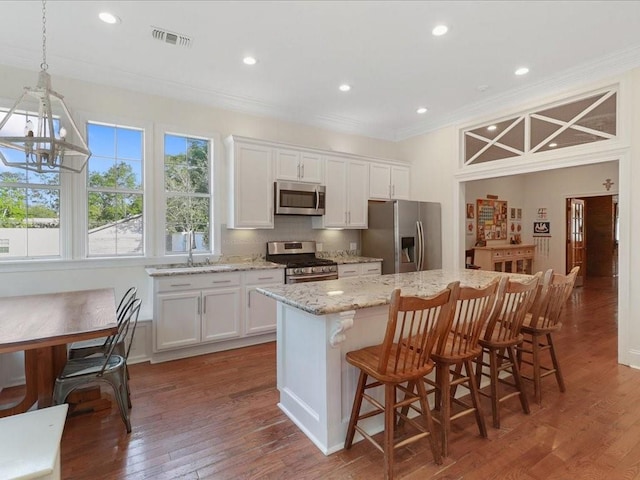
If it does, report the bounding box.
[1,1,640,141]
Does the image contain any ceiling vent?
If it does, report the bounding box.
[151,26,192,48]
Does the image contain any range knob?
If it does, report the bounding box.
[294,268,303,274]
[323,266,331,273]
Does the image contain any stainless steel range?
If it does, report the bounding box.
[266,241,338,284]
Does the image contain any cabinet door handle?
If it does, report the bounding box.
[212,280,231,284]
[248,290,251,308]
[389,184,392,198]
[301,163,304,178]
[344,269,356,274]
[203,296,207,314]
[257,276,273,280]
[170,283,192,287]
[348,211,351,224]
[197,296,201,315]
[297,164,301,178]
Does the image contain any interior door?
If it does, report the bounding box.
[566,198,585,286]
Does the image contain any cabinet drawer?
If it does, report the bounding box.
[338,264,360,278]
[244,269,284,285]
[157,272,242,292]
[361,263,382,276]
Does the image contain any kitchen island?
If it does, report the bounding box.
[257,269,531,455]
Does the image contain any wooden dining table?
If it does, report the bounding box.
[0,288,118,417]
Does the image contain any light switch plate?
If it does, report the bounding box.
[317,242,323,251]
[350,242,357,250]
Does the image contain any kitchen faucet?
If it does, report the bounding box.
[187,231,194,266]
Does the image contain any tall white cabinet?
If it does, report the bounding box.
[312,156,368,229]
[226,137,274,229]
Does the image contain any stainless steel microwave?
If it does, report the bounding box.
[274,181,326,216]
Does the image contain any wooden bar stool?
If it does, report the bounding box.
[425,277,502,457]
[344,284,458,480]
[517,267,579,404]
[475,272,541,428]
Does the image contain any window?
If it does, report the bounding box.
[0,163,60,259]
[463,89,617,165]
[86,122,144,256]
[163,134,211,254]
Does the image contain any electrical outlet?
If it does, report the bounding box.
[350,242,357,251]
[316,242,323,252]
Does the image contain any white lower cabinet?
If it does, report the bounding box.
[152,269,284,358]
[155,272,242,352]
[338,262,382,278]
[244,270,284,335]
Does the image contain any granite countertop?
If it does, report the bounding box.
[145,252,381,277]
[324,255,383,264]
[256,269,531,316]
[146,259,284,277]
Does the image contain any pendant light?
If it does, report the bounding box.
[0,0,91,173]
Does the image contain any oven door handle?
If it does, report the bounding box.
[288,272,338,283]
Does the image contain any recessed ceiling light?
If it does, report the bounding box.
[432,24,448,36]
[416,107,428,114]
[99,12,120,24]
[549,142,558,148]
[339,84,351,92]
[487,125,497,131]
[243,56,257,65]
[515,66,530,76]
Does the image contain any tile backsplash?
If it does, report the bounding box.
[221,215,360,257]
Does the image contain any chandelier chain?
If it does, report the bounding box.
[41,0,48,71]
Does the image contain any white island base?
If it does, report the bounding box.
[276,302,391,455]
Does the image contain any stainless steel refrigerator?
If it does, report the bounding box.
[362,200,442,275]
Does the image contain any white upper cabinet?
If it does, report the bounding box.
[313,156,368,229]
[226,137,274,229]
[369,163,411,200]
[274,148,324,183]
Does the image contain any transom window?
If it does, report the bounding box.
[163,134,212,255]
[463,89,617,165]
[86,122,144,256]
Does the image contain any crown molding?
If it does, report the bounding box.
[2,43,640,143]
[394,44,640,141]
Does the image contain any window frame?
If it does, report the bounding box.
[154,124,220,259]
[84,120,146,258]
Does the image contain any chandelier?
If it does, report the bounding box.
[0,0,91,173]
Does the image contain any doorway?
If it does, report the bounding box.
[566,194,617,281]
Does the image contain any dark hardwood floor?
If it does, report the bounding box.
[8,275,640,479]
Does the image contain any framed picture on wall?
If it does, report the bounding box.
[466,203,474,219]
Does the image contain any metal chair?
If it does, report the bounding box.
[475,272,541,428]
[344,284,458,480]
[68,286,137,359]
[53,298,141,433]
